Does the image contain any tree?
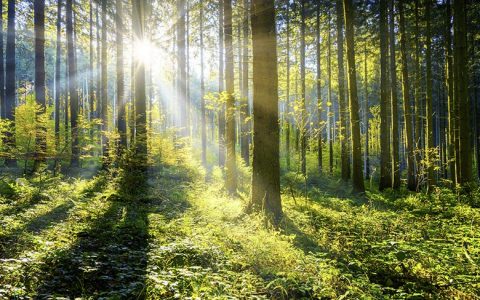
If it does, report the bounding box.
[398,0,416,191]
[327,9,334,175]
[66,0,79,167]
[285,0,291,170]
[453,0,472,186]
[116,0,126,148]
[5,0,16,167]
[34,0,46,169]
[240,0,250,166]
[55,0,62,149]
[445,0,456,184]
[343,0,364,193]
[177,0,187,137]
[200,0,206,166]
[300,0,306,176]
[132,0,147,165]
[316,2,322,172]
[101,0,108,159]
[0,0,4,119]
[218,0,226,167]
[379,0,391,190]
[425,0,435,190]
[250,0,282,223]
[224,0,237,194]
[337,0,350,181]
[89,0,94,142]
[389,0,400,189]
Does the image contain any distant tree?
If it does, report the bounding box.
[116,0,126,148]
[224,0,237,194]
[250,0,282,223]
[240,0,250,166]
[343,0,364,193]
[425,0,435,191]
[177,0,187,137]
[200,0,206,166]
[55,0,62,149]
[0,0,4,119]
[285,1,291,170]
[379,0,391,190]
[66,0,79,167]
[300,0,306,176]
[389,0,399,189]
[5,0,16,167]
[34,0,46,169]
[445,0,456,184]
[101,0,108,160]
[316,2,322,172]
[218,0,226,167]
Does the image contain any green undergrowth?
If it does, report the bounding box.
[0,154,478,299]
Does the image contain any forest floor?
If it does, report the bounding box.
[0,153,479,299]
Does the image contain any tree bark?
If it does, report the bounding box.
[425,0,436,190]
[300,0,306,176]
[250,0,282,223]
[116,0,126,148]
[389,0,400,189]
[240,0,250,166]
[34,0,46,168]
[218,0,225,167]
[316,2,322,173]
[55,0,62,150]
[5,0,16,167]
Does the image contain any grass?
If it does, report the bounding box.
[0,149,478,299]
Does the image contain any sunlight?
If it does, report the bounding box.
[134,39,156,65]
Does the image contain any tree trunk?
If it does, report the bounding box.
[316,2,322,173]
[200,0,206,166]
[116,0,126,148]
[34,0,46,168]
[445,0,456,184]
[337,0,350,181]
[364,42,370,179]
[55,0,62,150]
[101,0,108,161]
[300,0,306,176]
[88,0,94,142]
[327,11,334,175]
[132,0,147,165]
[343,0,364,192]
[177,0,187,137]
[399,0,416,191]
[425,0,435,191]
[240,0,250,166]
[250,0,282,224]
[379,0,391,190]
[285,1,291,171]
[414,0,422,189]
[5,0,16,167]
[224,0,237,194]
[66,0,79,167]
[453,0,472,187]
[218,0,225,167]
[389,0,400,189]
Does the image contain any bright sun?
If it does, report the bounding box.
[134,40,156,64]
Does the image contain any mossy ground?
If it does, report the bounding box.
[0,150,479,299]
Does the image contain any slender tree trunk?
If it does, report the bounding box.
[89,0,94,140]
[316,2,322,173]
[66,0,79,167]
[343,0,364,192]
[200,0,206,166]
[389,0,400,189]
[425,0,435,191]
[0,1,4,119]
[337,0,350,181]
[240,0,250,166]
[250,0,282,223]
[177,0,187,137]
[399,0,415,191]
[414,0,422,189]
[5,0,16,167]
[379,0,391,190]
[285,1,291,170]
[300,0,306,176]
[101,0,108,161]
[445,0,456,184]
[363,42,370,179]
[116,0,126,148]
[327,11,334,175]
[218,1,225,167]
[453,0,472,187]
[132,0,147,166]
[34,0,46,168]
[55,0,62,150]
[224,0,237,194]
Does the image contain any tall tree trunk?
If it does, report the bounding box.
[200,0,206,166]
[445,0,456,184]
[379,0,391,190]
[66,0,79,167]
[240,0,250,166]
[389,0,400,188]
[218,0,226,167]
[224,0,237,194]
[316,2,322,172]
[327,11,334,175]
[0,1,4,119]
[414,0,422,189]
[116,0,126,148]
[250,0,282,223]
[55,0,62,150]
[5,0,15,167]
[132,0,147,166]
[399,0,416,191]
[89,0,94,140]
[177,0,187,137]
[285,1,291,170]
[101,0,108,161]
[425,0,435,190]
[453,0,472,187]
[343,0,364,192]
[300,0,306,176]
[34,0,46,168]
[363,42,370,179]
[337,0,350,181]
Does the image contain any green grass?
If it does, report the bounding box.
[0,151,478,299]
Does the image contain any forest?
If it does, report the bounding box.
[0,0,479,298]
